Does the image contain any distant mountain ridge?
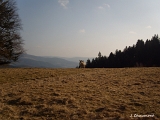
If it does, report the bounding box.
[9,54,93,68]
[10,54,80,68]
[61,57,94,63]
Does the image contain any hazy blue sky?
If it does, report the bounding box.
[15,0,160,57]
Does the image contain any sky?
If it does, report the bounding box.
[15,0,160,58]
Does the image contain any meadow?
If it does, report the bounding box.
[0,68,159,120]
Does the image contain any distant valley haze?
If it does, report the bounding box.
[10,54,93,68]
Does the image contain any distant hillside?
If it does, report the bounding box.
[10,54,78,68]
[62,57,94,63]
[10,58,60,68]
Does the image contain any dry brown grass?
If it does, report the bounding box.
[0,67,160,120]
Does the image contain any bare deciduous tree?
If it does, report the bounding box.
[0,0,24,65]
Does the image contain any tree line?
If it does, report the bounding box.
[86,34,160,68]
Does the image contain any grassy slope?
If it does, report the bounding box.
[0,68,160,120]
[0,68,83,83]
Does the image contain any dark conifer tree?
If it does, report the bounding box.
[135,40,145,66]
[86,59,91,68]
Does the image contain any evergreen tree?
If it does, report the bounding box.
[108,52,115,68]
[86,59,91,68]
[135,40,145,66]
[98,51,102,58]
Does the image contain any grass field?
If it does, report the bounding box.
[0,68,160,120]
